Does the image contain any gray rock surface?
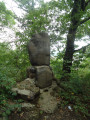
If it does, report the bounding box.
[21,103,36,111]
[35,66,53,88]
[21,103,35,109]
[38,81,59,113]
[12,78,40,100]
[28,32,50,66]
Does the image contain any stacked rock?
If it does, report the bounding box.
[27,32,53,88]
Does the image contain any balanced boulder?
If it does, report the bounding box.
[28,32,50,66]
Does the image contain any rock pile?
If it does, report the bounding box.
[11,32,59,118]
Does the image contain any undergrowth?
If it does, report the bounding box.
[51,57,90,119]
[0,72,22,119]
[59,69,90,119]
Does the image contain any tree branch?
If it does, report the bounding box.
[80,16,90,25]
[85,0,90,8]
[81,0,86,11]
[81,0,90,11]
[74,44,90,53]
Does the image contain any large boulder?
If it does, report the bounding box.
[28,32,50,66]
[35,66,53,88]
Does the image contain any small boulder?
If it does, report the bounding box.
[12,78,40,101]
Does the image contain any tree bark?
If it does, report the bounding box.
[63,24,77,74]
[62,0,87,80]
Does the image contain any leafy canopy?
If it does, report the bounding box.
[0,2,15,27]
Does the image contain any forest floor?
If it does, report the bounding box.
[1,95,89,120]
[1,80,88,120]
[8,81,89,120]
[9,107,89,120]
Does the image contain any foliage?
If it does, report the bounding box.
[50,57,63,79]
[50,50,90,117]
[0,1,15,27]
[0,42,29,117]
[0,68,16,117]
[0,42,30,82]
[1,102,21,118]
[14,0,45,12]
[54,57,90,117]
[0,43,25,117]
[15,0,50,46]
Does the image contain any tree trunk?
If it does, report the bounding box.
[63,25,77,74]
[61,0,84,81]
